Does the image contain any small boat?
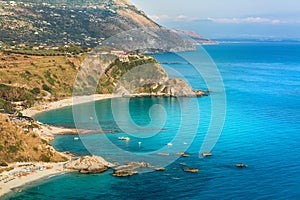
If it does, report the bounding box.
[157,153,170,156]
[201,152,212,157]
[181,153,190,157]
[118,137,130,141]
[183,168,199,173]
[74,137,79,140]
[155,167,166,171]
[167,143,173,146]
[236,163,248,168]
[176,152,185,156]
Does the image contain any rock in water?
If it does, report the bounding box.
[164,78,196,97]
[65,156,115,174]
[112,161,154,177]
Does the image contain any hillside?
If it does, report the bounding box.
[0,50,85,99]
[0,114,67,163]
[0,0,159,47]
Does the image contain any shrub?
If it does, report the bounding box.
[40,154,51,162]
[0,162,8,167]
[42,84,51,92]
[8,145,18,153]
[31,87,40,95]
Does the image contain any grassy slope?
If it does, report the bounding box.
[0,52,85,98]
[0,114,67,163]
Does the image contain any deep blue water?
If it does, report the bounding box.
[4,42,300,199]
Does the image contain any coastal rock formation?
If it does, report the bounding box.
[65,156,115,174]
[112,161,153,177]
[111,61,206,97]
[163,78,196,97]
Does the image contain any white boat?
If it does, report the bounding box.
[118,137,130,141]
[74,137,79,140]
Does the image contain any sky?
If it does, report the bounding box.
[130,0,300,39]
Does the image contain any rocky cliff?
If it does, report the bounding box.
[65,156,115,174]
[74,50,204,97]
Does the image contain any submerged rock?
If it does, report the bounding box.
[112,161,154,177]
[65,156,115,174]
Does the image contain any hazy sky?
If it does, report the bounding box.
[130,0,300,39]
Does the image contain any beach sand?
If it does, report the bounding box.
[22,94,114,118]
[0,162,71,197]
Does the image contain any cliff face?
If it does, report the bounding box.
[74,51,197,97]
[0,114,67,163]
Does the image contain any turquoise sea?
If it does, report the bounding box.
[4,42,300,199]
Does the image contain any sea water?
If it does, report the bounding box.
[4,42,300,200]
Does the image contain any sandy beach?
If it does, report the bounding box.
[0,162,71,197]
[22,94,114,118]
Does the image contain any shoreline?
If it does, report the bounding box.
[22,94,115,118]
[0,162,72,198]
[0,94,114,197]
[22,94,116,139]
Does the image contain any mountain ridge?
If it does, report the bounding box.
[0,0,160,47]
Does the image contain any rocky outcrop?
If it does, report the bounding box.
[77,49,209,98]
[163,78,196,97]
[65,156,115,174]
[112,161,154,177]
[110,59,207,97]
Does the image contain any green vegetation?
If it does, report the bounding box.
[0,0,158,47]
[0,114,68,163]
[0,162,8,167]
[97,56,157,94]
[0,51,85,104]
[3,45,89,56]
[8,145,19,153]
[0,84,35,112]
[40,154,51,162]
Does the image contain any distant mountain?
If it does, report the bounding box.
[0,0,160,47]
[178,30,218,44]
